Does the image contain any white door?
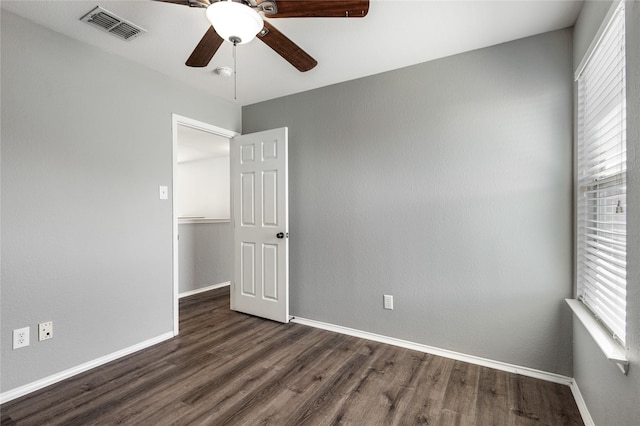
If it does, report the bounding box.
[230,128,289,323]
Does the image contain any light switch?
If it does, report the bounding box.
[159,186,168,200]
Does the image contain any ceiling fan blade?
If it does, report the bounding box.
[258,21,317,72]
[186,27,224,67]
[151,0,210,7]
[268,0,369,18]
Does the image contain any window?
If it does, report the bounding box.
[576,2,626,344]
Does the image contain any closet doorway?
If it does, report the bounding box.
[172,114,238,334]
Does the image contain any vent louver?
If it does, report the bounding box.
[80,6,146,41]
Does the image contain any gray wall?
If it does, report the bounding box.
[244,29,574,375]
[572,1,640,424]
[1,11,240,393]
[178,223,232,294]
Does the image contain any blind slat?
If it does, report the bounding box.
[581,285,626,323]
[581,266,626,295]
[583,233,626,249]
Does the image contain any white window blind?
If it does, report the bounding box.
[576,2,626,344]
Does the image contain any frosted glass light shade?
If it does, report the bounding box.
[206,0,263,45]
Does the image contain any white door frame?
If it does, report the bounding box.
[172,114,239,335]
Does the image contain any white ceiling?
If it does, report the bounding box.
[2,0,583,106]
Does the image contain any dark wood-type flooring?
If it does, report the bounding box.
[1,287,583,425]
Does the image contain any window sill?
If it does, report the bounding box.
[566,299,629,375]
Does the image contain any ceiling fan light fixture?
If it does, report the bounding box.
[206,0,263,45]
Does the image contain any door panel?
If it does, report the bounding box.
[263,170,278,226]
[241,173,256,225]
[231,128,289,323]
[263,243,278,300]
[240,242,256,296]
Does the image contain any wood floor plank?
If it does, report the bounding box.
[240,334,368,425]
[180,325,322,406]
[326,345,425,425]
[541,378,584,426]
[282,333,365,396]
[51,361,181,425]
[473,367,510,425]
[441,360,481,418]
[437,409,466,426]
[394,354,454,425]
[277,342,387,425]
[0,287,584,426]
[198,332,366,425]
[393,353,453,425]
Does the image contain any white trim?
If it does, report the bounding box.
[179,281,230,299]
[566,299,629,374]
[171,114,239,336]
[570,379,596,426]
[290,316,573,386]
[172,115,179,335]
[172,115,238,139]
[0,332,174,405]
[178,218,231,225]
[574,0,624,80]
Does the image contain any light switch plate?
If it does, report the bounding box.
[383,295,394,310]
[159,186,168,200]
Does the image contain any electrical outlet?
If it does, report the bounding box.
[39,321,53,341]
[383,294,394,310]
[13,327,30,349]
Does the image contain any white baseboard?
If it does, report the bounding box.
[179,281,230,299]
[290,316,574,386]
[0,331,174,405]
[569,379,595,426]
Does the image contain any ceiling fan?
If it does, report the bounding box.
[153,0,369,72]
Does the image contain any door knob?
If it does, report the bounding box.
[277,232,285,239]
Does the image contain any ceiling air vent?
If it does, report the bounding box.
[80,6,146,41]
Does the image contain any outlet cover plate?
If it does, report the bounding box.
[39,321,53,341]
[13,327,30,349]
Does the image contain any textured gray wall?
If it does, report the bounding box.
[1,11,240,393]
[244,29,574,375]
[572,1,640,424]
[178,223,232,294]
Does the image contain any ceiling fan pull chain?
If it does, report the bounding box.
[233,41,237,100]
